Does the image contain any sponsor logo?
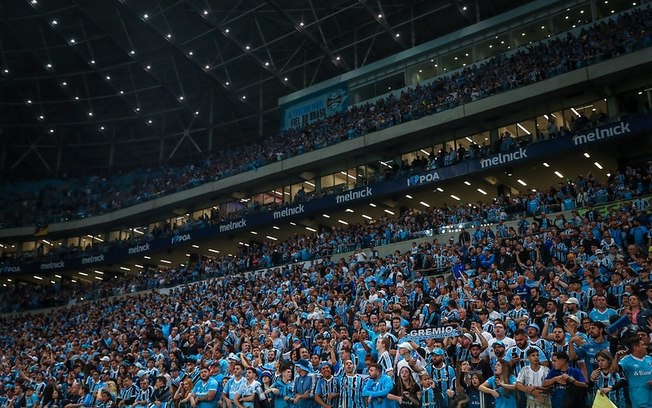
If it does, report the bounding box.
[219,218,247,233]
[480,147,528,169]
[273,204,305,219]
[407,171,441,187]
[405,326,460,341]
[573,122,631,146]
[0,265,21,274]
[127,243,150,255]
[81,254,105,265]
[40,261,65,271]
[171,234,191,244]
[336,187,372,204]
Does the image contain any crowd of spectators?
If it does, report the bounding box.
[1,5,651,229]
[1,7,652,408]
[0,169,651,408]
[2,162,651,308]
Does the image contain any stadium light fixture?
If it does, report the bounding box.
[384,209,395,215]
[477,189,487,195]
[362,214,372,220]
[450,194,461,201]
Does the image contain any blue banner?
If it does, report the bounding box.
[4,115,652,275]
[280,84,349,130]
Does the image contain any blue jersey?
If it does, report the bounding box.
[430,364,456,407]
[575,340,609,374]
[590,371,625,408]
[223,377,246,402]
[618,354,652,408]
[338,374,366,408]
[192,378,218,408]
[503,345,547,376]
[315,376,340,408]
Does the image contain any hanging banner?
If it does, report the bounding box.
[280,85,349,130]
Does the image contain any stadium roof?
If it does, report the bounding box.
[0,0,531,178]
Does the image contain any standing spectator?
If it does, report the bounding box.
[234,368,263,408]
[515,348,551,408]
[611,336,652,408]
[387,366,420,407]
[292,360,314,408]
[361,363,394,408]
[542,351,587,408]
[478,359,517,408]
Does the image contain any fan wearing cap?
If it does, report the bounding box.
[564,297,588,323]
[395,342,427,380]
[292,359,314,408]
[427,347,456,407]
[591,249,614,282]
[181,358,200,386]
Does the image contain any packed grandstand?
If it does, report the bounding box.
[1,1,652,408]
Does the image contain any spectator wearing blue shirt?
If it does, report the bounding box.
[542,351,587,408]
[478,359,518,408]
[612,336,652,408]
[292,359,314,408]
[361,363,394,408]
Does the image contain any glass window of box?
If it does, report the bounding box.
[513,19,551,48]
[552,5,591,33]
[536,111,564,138]
[376,72,406,95]
[439,47,473,73]
[596,0,638,19]
[474,34,511,61]
[406,58,440,86]
[351,83,375,105]
[565,99,609,131]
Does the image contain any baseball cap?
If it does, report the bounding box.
[397,342,414,351]
[565,298,580,305]
[492,340,505,348]
[567,315,580,324]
